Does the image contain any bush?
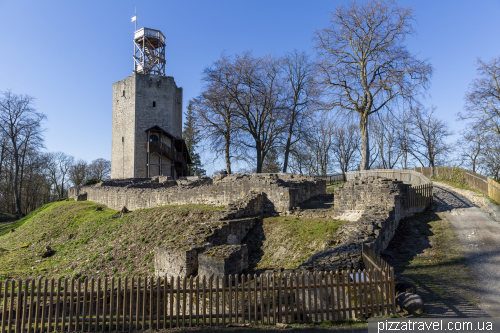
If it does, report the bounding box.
[85,178,101,186]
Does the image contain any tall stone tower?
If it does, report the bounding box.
[111,27,190,179]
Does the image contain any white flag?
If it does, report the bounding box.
[131,15,136,22]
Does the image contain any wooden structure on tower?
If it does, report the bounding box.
[133,28,166,76]
[146,126,191,178]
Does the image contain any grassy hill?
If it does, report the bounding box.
[0,200,347,281]
[0,200,224,281]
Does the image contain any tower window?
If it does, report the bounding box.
[122,90,125,97]
[149,134,159,142]
[153,101,156,107]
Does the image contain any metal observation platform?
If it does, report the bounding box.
[133,28,166,76]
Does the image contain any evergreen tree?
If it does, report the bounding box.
[183,100,206,176]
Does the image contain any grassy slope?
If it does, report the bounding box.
[0,200,224,281]
[0,199,349,280]
[247,216,347,270]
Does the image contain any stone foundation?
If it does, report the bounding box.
[198,245,248,278]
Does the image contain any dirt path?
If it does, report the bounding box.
[433,182,500,317]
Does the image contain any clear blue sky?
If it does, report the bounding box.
[1,0,499,174]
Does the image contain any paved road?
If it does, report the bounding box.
[434,182,500,317]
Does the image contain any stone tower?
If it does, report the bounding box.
[111,27,190,179]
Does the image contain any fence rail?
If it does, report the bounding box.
[0,265,395,332]
[414,167,500,204]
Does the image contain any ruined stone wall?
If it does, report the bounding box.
[69,174,325,214]
[154,216,260,278]
[299,177,428,273]
[198,245,249,278]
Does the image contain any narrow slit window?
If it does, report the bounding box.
[153,101,156,107]
[122,90,125,97]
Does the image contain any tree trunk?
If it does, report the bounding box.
[13,150,21,214]
[282,117,295,174]
[359,113,370,170]
[256,145,263,173]
[225,135,232,174]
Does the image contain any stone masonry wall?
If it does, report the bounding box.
[110,73,183,179]
[198,245,249,279]
[69,174,325,214]
[298,177,428,273]
[154,216,260,278]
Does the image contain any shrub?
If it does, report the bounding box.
[85,178,101,186]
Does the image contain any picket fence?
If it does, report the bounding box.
[0,252,395,332]
[407,183,433,208]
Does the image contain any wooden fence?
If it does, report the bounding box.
[414,167,500,204]
[312,174,345,185]
[407,183,433,208]
[0,261,395,332]
[345,169,431,186]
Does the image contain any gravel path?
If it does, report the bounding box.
[433,182,500,317]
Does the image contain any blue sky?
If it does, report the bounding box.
[1,0,499,174]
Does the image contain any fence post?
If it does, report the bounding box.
[390,268,396,314]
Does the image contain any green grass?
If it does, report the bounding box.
[248,216,348,270]
[0,201,225,281]
[0,203,57,237]
[326,182,345,194]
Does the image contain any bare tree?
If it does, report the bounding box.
[459,57,500,142]
[314,0,433,170]
[458,127,488,173]
[410,106,452,177]
[371,113,401,169]
[47,152,74,198]
[287,145,313,175]
[305,115,335,176]
[0,90,46,213]
[395,109,415,169]
[280,50,319,173]
[202,52,288,173]
[88,158,111,180]
[482,139,500,180]
[69,159,89,186]
[331,118,361,177]
[194,82,240,174]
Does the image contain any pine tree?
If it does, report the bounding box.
[183,100,206,176]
